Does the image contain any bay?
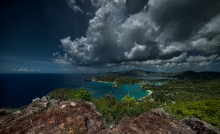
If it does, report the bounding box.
[0,74,148,108]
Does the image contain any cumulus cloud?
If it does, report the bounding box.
[124,43,146,60]
[58,0,220,71]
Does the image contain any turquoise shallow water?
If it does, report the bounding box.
[148,81,167,86]
[84,82,149,100]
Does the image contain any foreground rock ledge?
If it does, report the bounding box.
[0,97,219,134]
[0,98,104,134]
[100,108,195,134]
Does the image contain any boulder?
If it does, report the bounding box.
[99,108,195,134]
[182,118,220,134]
[0,100,104,134]
[1,97,219,134]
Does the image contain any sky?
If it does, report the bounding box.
[0,0,220,73]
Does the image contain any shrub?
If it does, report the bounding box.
[93,94,159,126]
[48,89,159,126]
[48,89,75,101]
[74,88,92,101]
[167,99,220,127]
[48,88,92,101]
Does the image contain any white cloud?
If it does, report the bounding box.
[124,42,146,60]
[67,0,83,13]
[186,55,218,63]
[90,0,108,7]
[12,68,41,72]
[56,0,220,71]
[60,1,160,65]
[199,14,220,34]
[160,42,186,55]
[191,36,220,54]
[52,53,72,65]
[167,52,187,63]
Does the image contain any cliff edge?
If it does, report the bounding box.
[0,97,219,134]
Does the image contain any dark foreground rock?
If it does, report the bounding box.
[182,118,220,134]
[0,97,104,134]
[0,97,219,134]
[99,108,195,134]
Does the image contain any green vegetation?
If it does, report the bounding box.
[142,79,220,102]
[93,94,159,126]
[48,88,159,126]
[92,75,141,86]
[166,99,220,127]
[48,88,92,101]
[48,78,220,128]
[142,79,220,128]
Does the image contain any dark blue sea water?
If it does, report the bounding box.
[0,74,148,108]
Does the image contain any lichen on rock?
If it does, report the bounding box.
[0,96,219,134]
[0,97,104,134]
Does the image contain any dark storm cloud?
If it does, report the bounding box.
[58,0,220,71]
[149,0,220,41]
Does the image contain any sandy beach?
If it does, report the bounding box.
[147,90,153,96]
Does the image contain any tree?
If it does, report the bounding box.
[75,88,92,101]
[104,94,116,106]
[122,94,136,107]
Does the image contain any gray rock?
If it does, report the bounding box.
[32,97,40,102]
[0,101,105,134]
[182,118,220,134]
[13,110,22,116]
[100,108,196,134]
[41,96,50,101]
[49,99,59,107]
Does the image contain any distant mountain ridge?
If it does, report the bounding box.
[107,69,175,77]
[173,71,220,80]
[107,70,220,80]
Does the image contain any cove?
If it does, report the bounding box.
[84,81,149,100]
[0,74,149,108]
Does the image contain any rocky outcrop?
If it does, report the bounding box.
[99,108,195,134]
[182,118,220,134]
[1,97,219,134]
[0,97,104,134]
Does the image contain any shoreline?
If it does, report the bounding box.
[147,90,153,96]
[91,80,112,84]
[90,80,152,97]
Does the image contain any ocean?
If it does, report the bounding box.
[0,74,148,108]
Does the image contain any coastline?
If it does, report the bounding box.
[90,80,152,97]
[91,80,116,85]
[91,80,111,84]
[147,90,153,96]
